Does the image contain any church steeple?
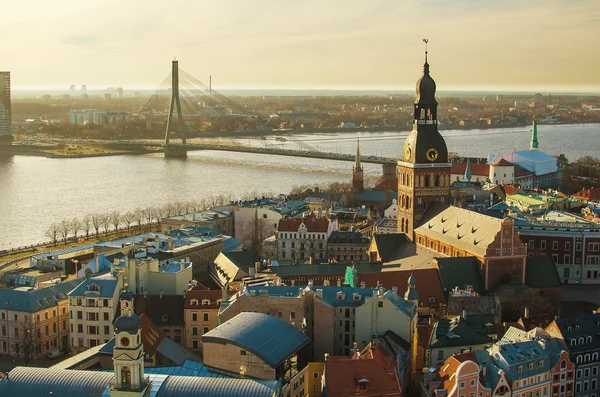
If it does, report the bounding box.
[352,139,364,191]
[464,160,472,182]
[530,116,539,149]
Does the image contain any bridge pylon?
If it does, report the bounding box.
[164,60,187,158]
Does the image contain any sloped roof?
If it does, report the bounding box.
[447,295,499,317]
[266,263,382,278]
[415,206,504,257]
[502,184,519,195]
[133,294,186,327]
[277,213,329,232]
[0,367,114,397]
[221,251,260,273]
[202,312,309,368]
[436,257,485,296]
[324,349,402,397]
[185,290,235,309]
[0,278,83,313]
[432,352,479,393]
[572,187,600,201]
[359,268,446,308]
[525,257,561,288]
[490,158,513,167]
[68,273,120,298]
[451,162,490,176]
[429,316,493,349]
[373,177,398,191]
[372,233,409,262]
[327,231,370,244]
[553,313,600,353]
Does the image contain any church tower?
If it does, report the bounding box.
[111,288,148,397]
[530,115,539,149]
[352,139,364,191]
[397,43,451,240]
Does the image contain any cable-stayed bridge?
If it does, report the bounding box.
[134,61,398,177]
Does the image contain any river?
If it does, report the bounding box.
[0,123,598,248]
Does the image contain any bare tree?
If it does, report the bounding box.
[45,223,60,246]
[91,213,102,238]
[143,207,154,226]
[241,216,272,259]
[58,219,70,244]
[100,213,111,236]
[71,217,82,239]
[133,208,145,230]
[122,211,134,233]
[82,213,92,239]
[109,211,121,233]
[17,315,41,366]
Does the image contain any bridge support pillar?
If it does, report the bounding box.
[164,146,187,158]
[382,163,397,179]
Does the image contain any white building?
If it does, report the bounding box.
[276,213,338,262]
[234,206,281,249]
[68,272,123,352]
[488,157,515,185]
[384,200,398,220]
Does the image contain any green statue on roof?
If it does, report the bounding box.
[343,265,358,288]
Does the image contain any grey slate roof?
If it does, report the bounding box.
[0,367,114,397]
[428,316,493,349]
[436,257,485,296]
[267,262,382,277]
[68,273,120,298]
[372,233,409,262]
[222,251,260,272]
[155,375,278,397]
[202,312,309,368]
[553,313,600,354]
[525,257,561,288]
[0,278,83,313]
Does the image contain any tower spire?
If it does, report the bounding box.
[355,139,362,171]
[423,38,429,74]
[352,138,364,191]
[464,159,472,182]
[530,115,539,149]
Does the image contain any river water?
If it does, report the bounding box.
[0,123,598,248]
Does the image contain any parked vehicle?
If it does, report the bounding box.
[47,348,64,359]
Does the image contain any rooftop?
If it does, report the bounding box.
[68,273,120,298]
[202,312,309,368]
[327,231,370,244]
[0,278,83,313]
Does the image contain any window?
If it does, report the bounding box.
[470,379,475,387]
[203,313,209,322]
[313,372,319,379]
[240,349,246,355]
[577,242,582,251]
[192,313,198,322]
[553,241,558,250]
[192,327,198,336]
[290,312,296,321]
[552,254,559,263]
[590,242,600,252]
[378,301,383,308]
[529,240,535,249]
[541,240,547,249]
[203,327,209,334]
[192,340,198,349]
[565,241,571,251]
[565,254,571,264]
[437,350,444,360]
[104,325,110,334]
[77,324,83,333]
[460,381,465,389]
[518,366,523,373]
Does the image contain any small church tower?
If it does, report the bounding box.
[530,116,539,149]
[352,139,364,191]
[111,287,148,397]
[404,273,419,306]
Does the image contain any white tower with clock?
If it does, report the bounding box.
[111,288,149,397]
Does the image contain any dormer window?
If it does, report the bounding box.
[357,378,369,390]
[190,299,198,306]
[88,284,99,292]
[586,336,592,343]
[202,299,211,305]
[336,292,345,300]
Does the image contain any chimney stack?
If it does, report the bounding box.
[360,281,366,289]
[392,286,398,295]
[160,289,163,299]
[337,279,341,287]
[462,310,467,320]
[524,306,530,319]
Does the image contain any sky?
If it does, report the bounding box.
[1,0,599,92]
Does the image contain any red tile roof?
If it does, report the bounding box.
[358,268,446,308]
[433,352,478,393]
[572,188,600,201]
[278,212,330,232]
[373,178,398,192]
[324,348,402,397]
[502,184,519,195]
[490,157,514,167]
[451,162,490,176]
[139,313,166,356]
[184,289,236,309]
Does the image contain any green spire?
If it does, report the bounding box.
[464,160,472,182]
[530,116,539,149]
[343,265,358,288]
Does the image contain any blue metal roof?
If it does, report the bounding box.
[222,237,244,252]
[31,244,95,260]
[0,278,83,313]
[202,312,309,368]
[0,367,114,397]
[491,340,551,382]
[279,200,309,215]
[143,360,227,378]
[245,286,305,297]
[318,286,372,307]
[155,375,278,397]
[68,273,120,298]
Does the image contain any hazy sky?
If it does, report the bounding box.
[2,0,599,91]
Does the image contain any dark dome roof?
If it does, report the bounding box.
[119,289,134,301]
[415,63,438,106]
[115,314,140,333]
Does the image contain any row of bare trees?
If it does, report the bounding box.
[42,197,234,246]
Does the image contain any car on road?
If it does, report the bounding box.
[47,348,64,359]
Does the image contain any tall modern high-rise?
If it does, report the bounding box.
[0,71,13,142]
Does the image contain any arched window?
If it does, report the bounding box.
[560,360,566,369]
[401,219,405,233]
[424,175,430,187]
[579,337,584,345]
[121,366,131,387]
[586,336,592,343]
[593,353,599,361]
[585,354,590,362]
[570,339,576,346]
[435,175,440,187]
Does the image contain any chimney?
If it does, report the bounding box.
[250,290,256,297]
[259,290,267,297]
[255,261,261,274]
[291,279,295,287]
[462,310,467,320]
[392,286,398,295]
[160,289,163,299]
[337,279,341,287]
[316,289,323,299]
[222,286,228,301]
[524,306,530,319]
[168,237,173,250]
[249,267,256,278]
[324,353,330,361]
[360,281,366,289]
[308,279,314,288]
[466,285,473,294]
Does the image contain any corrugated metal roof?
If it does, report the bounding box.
[0,367,113,397]
[202,312,309,368]
[31,244,95,260]
[155,375,277,397]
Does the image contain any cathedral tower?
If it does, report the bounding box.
[397,43,451,240]
[352,139,364,191]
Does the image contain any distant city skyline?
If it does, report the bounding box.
[3,0,599,92]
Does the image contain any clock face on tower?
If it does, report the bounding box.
[426,148,439,162]
[404,147,412,161]
[121,337,130,347]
